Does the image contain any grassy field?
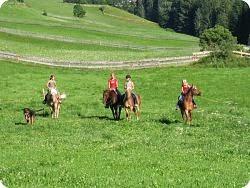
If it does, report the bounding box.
[0,60,249,187]
[0,0,199,61]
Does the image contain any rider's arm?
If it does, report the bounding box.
[46,81,50,88]
[108,80,111,89]
[116,80,118,89]
[181,86,184,94]
[131,81,135,90]
[124,81,127,90]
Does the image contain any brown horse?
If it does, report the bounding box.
[123,89,141,120]
[44,91,66,118]
[179,85,201,124]
[103,89,122,120]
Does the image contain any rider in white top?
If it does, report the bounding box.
[47,75,58,95]
[124,75,138,106]
[43,75,59,104]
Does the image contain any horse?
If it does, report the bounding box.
[179,85,201,124]
[43,90,66,118]
[123,89,141,120]
[103,89,122,120]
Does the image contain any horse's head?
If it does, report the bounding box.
[190,85,201,96]
[125,89,132,98]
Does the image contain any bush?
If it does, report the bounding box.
[194,55,250,68]
[42,10,47,16]
[200,25,237,59]
[17,0,24,2]
[73,4,86,18]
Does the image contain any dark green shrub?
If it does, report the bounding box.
[42,10,47,16]
[73,4,86,18]
[200,25,237,59]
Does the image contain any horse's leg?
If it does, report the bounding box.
[54,104,57,118]
[125,108,129,121]
[184,110,189,124]
[113,106,117,120]
[111,106,115,120]
[115,106,119,120]
[189,111,192,125]
[56,103,60,118]
[118,106,122,120]
[181,109,185,121]
[134,106,140,120]
[50,106,54,118]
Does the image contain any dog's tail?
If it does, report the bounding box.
[60,93,66,99]
[35,108,44,113]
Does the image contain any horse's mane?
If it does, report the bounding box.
[186,85,194,96]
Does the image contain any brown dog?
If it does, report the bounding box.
[23,108,35,125]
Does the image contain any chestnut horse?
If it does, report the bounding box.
[123,89,141,120]
[179,85,201,124]
[103,89,122,120]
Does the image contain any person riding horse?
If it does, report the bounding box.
[176,79,196,110]
[106,73,121,108]
[124,74,138,106]
[43,74,60,104]
[103,73,122,120]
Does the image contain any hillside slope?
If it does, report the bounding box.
[0,0,199,62]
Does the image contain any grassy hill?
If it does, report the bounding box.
[0,0,199,62]
[0,60,249,187]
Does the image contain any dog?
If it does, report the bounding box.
[23,108,44,125]
[23,108,35,125]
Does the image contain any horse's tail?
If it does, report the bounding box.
[35,108,44,112]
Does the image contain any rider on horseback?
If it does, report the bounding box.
[105,73,121,108]
[176,79,197,110]
[43,75,60,104]
[124,74,138,106]
[108,73,121,96]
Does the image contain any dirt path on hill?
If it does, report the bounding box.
[0,51,209,69]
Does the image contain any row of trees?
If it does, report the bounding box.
[133,0,250,45]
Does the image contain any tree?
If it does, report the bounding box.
[144,0,154,20]
[200,25,237,58]
[169,0,195,35]
[158,0,172,28]
[134,0,145,18]
[17,0,24,2]
[73,4,86,18]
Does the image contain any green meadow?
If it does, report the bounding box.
[0,60,249,187]
[0,0,199,61]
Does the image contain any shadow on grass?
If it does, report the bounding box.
[159,118,181,125]
[189,123,201,127]
[77,114,122,121]
[15,122,27,125]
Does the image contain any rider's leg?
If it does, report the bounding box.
[176,95,182,110]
